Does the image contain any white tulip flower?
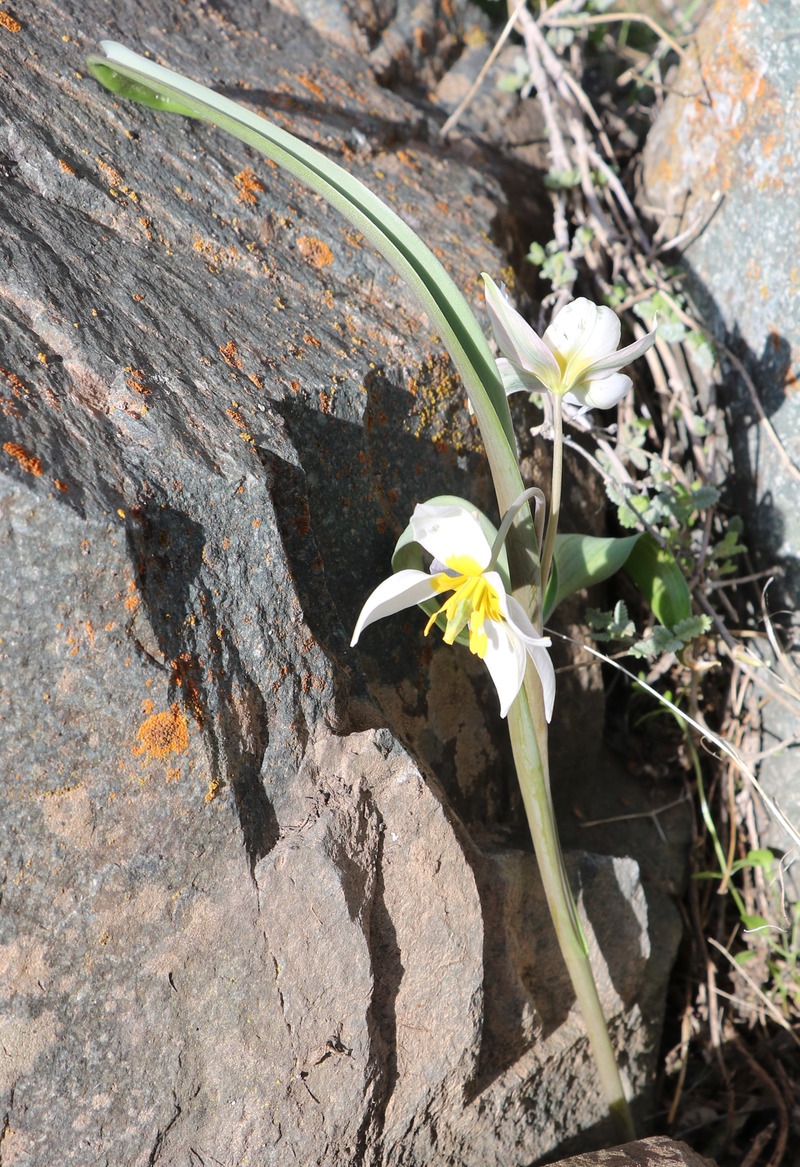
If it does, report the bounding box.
[351,503,555,720]
[482,274,657,411]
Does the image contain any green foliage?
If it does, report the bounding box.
[632,290,715,368]
[527,240,577,289]
[497,54,530,94]
[586,601,711,659]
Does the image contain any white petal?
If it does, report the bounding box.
[545,298,620,365]
[410,503,492,568]
[580,322,658,378]
[502,594,550,646]
[565,371,632,411]
[528,644,556,723]
[502,595,556,722]
[483,620,527,717]
[497,358,534,397]
[351,569,434,645]
[483,275,561,388]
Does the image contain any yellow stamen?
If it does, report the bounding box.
[424,555,503,656]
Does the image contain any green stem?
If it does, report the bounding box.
[507,671,635,1143]
[539,394,564,596]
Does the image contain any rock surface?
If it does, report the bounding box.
[641,0,800,872]
[550,1135,717,1166]
[1,2,687,1163]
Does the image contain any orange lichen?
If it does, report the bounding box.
[3,441,42,476]
[0,367,28,394]
[123,580,140,613]
[296,74,324,100]
[219,341,243,369]
[296,236,334,269]
[59,159,76,175]
[96,158,124,187]
[0,11,21,32]
[169,653,206,727]
[135,704,189,761]
[125,367,151,396]
[233,167,266,205]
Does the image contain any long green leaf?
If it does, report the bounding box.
[85,43,530,530]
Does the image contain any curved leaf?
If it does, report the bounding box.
[85,43,536,544]
[544,532,641,620]
[623,533,692,628]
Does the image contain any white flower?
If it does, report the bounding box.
[351,503,555,720]
[483,274,657,411]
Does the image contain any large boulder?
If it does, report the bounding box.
[1,2,686,1162]
[642,0,800,871]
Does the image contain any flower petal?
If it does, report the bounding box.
[496,357,541,397]
[580,322,658,378]
[528,643,556,723]
[565,371,632,411]
[503,594,556,721]
[482,619,527,717]
[503,594,548,645]
[482,274,561,388]
[545,298,621,368]
[351,569,434,645]
[410,503,492,569]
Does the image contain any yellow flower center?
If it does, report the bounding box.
[552,346,591,396]
[424,554,503,659]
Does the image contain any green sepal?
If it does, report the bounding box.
[391,495,508,648]
[85,61,199,116]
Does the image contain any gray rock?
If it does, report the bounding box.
[1,1,687,1163]
[549,1135,718,1167]
[642,0,800,870]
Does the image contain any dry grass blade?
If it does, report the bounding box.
[708,938,800,1049]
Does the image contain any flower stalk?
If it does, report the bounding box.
[540,393,564,597]
[508,674,635,1140]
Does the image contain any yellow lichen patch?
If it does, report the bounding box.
[404,353,478,454]
[296,235,334,269]
[233,166,266,205]
[3,441,42,476]
[205,776,223,803]
[134,704,189,761]
[0,10,21,32]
